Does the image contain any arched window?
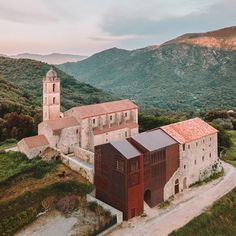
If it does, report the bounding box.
[53,83,56,92]
[53,97,56,104]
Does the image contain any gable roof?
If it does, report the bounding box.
[68,99,137,119]
[132,129,177,152]
[111,139,141,159]
[44,116,79,131]
[161,117,217,144]
[23,135,49,149]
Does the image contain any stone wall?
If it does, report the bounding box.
[74,145,94,164]
[86,194,123,224]
[61,153,94,183]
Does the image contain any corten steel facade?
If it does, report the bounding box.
[129,130,179,207]
[94,140,144,220]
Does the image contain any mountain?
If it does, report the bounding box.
[12,53,87,65]
[0,56,114,112]
[164,26,236,51]
[58,26,236,112]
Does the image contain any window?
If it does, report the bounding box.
[93,118,96,125]
[125,112,128,117]
[183,144,185,151]
[184,165,186,169]
[188,144,190,149]
[209,153,211,158]
[194,160,197,165]
[202,156,205,161]
[203,139,205,143]
[53,97,56,104]
[110,115,113,121]
[53,83,56,92]
[196,142,198,147]
[210,137,212,141]
[125,131,128,137]
[44,111,47,119]
[130,160,139,173]
[76,129,79,134]
[116,160,124,173]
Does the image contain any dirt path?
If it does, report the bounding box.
[110,162,236,236]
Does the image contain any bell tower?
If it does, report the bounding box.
[43,67,60,121]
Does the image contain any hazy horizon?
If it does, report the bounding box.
[0,0,235,56]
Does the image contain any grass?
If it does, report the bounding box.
[222,130,236,167]
[170,186,236,236]
[0,139,17,151]
[189,170,224,188]
[0,151,60,185]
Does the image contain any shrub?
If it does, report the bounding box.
[0,207,37,236]
[56,195,79,214]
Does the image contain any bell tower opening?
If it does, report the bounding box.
[43,67,60,121]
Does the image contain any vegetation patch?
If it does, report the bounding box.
[0,151,59,185]
[189,170,224,188]
[0,181,93,236]
[0,139,17,151]
[221,130,236,167]
[170,187,236,236]
[157,195,174,209]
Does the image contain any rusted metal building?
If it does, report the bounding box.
[130,129,179,207]
[95,139,144,220]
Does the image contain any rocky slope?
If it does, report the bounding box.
[58,26,236,112]
[164,26,236,51]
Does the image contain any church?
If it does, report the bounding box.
[17,68,139,159]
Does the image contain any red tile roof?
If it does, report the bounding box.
[23,135,49,149]
[161,117,217,144]
[69,99,137,119]
[45,116,79,130]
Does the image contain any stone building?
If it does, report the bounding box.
[17,135,49,159]
[94,118,220,220]
[17,68,139,158]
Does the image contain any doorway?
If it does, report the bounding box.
[144,189,151,206]
[174,179,179,194]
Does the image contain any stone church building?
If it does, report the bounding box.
[18,68,139,159]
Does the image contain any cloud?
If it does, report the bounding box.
[101,0,236,43]
[0,1,58,24]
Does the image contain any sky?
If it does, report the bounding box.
[0,0,235,56]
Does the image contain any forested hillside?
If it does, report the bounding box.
[58,27,236,112]
[0,57,114,141]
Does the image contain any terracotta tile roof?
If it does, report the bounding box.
[93,121,138,135]
[23,135,49,149]
[161,117,218,144]
[69,99,138,119]
[45,116,79,130]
